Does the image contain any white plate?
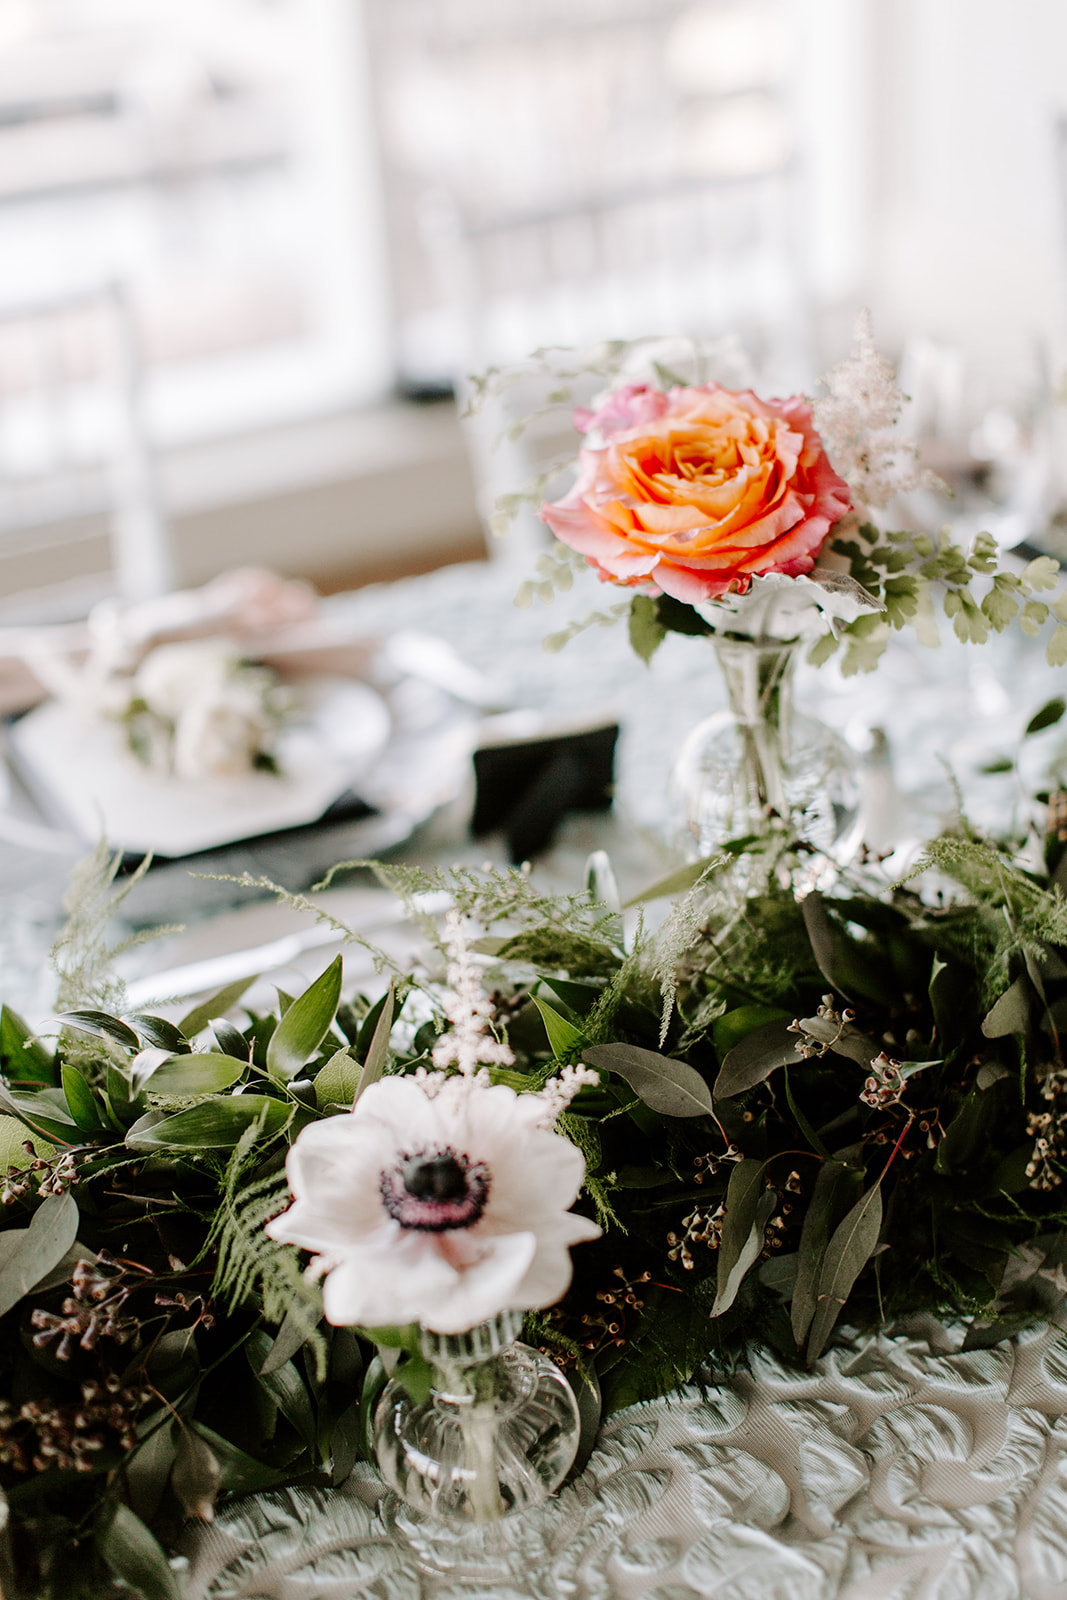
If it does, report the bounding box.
[8,676,391,858]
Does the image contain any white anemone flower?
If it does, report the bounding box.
[267,1075,602,1334]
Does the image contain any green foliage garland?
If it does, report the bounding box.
[2,819,1067,1593]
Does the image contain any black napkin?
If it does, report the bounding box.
[472,720,619,863]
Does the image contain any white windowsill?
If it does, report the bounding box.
[0,397,487,619]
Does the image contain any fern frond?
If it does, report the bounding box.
[51,841,167,1012]
[206,1126,325,1379]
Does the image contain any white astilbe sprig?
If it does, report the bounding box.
[428,907,597,1124]
[813,310,940,514]
[432,907,515,1078]
[533,1063,601,1128]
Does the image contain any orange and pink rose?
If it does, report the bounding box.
[540,382,851,605]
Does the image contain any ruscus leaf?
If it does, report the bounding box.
[266,955,343,1083]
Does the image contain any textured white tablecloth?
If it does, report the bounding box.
[180,1318,1067,1600]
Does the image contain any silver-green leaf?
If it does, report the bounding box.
[582,1042,713,1117]
[715,1021,799,1099]
[711,1159,771,1317]
[806,1181,884,1362]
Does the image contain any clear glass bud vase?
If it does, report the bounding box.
[373,1309,581,1523]
[670,634,861,865]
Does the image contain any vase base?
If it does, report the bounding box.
[374,1341,580,1524]
[670,707,862,867]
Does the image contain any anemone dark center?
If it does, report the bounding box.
[403,1153,467,1201]
[380,1145,490,1232]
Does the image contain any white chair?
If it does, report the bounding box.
[0,282,174,619]
[419,167,814,557]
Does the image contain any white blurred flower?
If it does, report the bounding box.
[267,1075,601,1333]
[171,686,274,781]
[130,638,283,779]
[135,639,239,722]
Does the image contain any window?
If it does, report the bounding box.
[0,0,391,446]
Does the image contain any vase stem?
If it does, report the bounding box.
[713,635,797,827]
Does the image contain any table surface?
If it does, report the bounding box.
[3,557,1065,1599]
[2,555,1061,1016]
[179,1317,1067,1600]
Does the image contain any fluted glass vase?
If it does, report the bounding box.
[670,633,861,866]
[373,1309,581,1523]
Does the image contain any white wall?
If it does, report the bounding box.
[862,0,1067,391]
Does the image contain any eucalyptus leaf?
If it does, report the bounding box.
[95,1502,181,1600]
[796,1016,879,1068]
[982,974,1030,1038]
[714,1020,799,1100]
[266,955,343,1083]
[126,1095,291,1151]
[0,1084,77,1145]
[125,1415,178,1524]
[712,1004,791,1060]
[791,1159,864,1347]
[713,1185,776,1318]
[711,1159,771,1316]
[806,1181,884,1361]
[56,1009,140,1052]
[178,975,257,1041]
[533,993,585,1059]
[171,1424,222,1522]
[355,983,395,1103]
[929,953,964,1048]
[0,1192,79,1319]
[759,1251,799,1295]
[582,1042,713,1117]
[801,894,853,1001]
[0,1114,53,1171]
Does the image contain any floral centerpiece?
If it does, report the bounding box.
[3,785,1067,1588]
[501,315,1067,674]
[488,316,1067,859]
